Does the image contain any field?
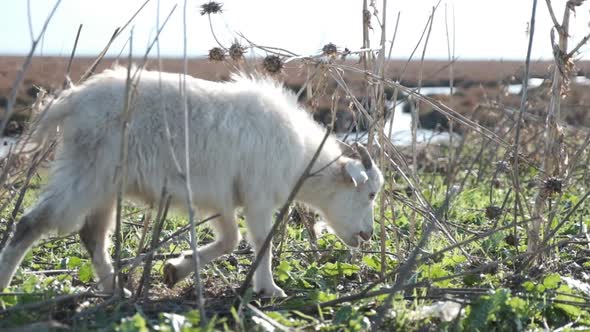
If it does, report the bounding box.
[3,1,590,331]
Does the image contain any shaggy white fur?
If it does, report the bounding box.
[0,67,383,298]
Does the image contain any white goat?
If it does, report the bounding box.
[0,67,384,298]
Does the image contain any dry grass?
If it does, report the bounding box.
[3,56,590,104]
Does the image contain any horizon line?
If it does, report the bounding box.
[0,52,569,63]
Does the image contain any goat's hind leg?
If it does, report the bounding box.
[0,200,54,290]
[163,211,240,287]
[79,202,128,295]
[0,162,117,292]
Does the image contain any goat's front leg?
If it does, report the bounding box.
[163,211,240,287]
[244,205,286,298]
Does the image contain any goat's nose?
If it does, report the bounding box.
[358,230,373,241]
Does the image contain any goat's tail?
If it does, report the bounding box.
[17,88,77,155]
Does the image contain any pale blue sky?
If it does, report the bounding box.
[1,0,589,60]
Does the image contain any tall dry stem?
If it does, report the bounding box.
[410,4,437,244]
[376,0,388,279]
[443,3,456,217]
[362,0,374,150]
[529,0,583,253]
[182,0,207,324]
[113,33,135,297]
[515,0,538,253]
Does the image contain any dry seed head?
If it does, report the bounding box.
[322,43,338,57]
[504,234,518,247]
[542,176,563,196]
[404,186,413,198]
[491,178,501,189]
[229,42,246,61]
[495,160,511,173]
[341,47,351,60]
[200,1,223,15]
[208,47,225,62]
[506,151,527,171]
[485,206,503,220]
[262,55,283,74]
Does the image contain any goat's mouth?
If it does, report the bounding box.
[358,230,372,241]
[343,234,365,248]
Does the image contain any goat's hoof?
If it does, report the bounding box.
[98,286,132,298]
[163,263,178,288]
[256,285,287,299]
[112,287,132,298]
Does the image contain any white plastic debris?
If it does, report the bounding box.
[410,301,463,322]
[162,313,187,332]
[252,316,276,332]
[561,276,590,297]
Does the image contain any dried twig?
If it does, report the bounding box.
[64,24,83,89]
[136,185,171,300]
[0,292,107,316]
[78,0,151,83]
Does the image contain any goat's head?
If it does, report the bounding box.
[319,142,384,248]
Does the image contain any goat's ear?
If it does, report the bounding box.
[342,161,368,187]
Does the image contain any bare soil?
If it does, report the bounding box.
[3,56,589,101]
[1,56,590,135]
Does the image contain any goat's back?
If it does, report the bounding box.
[46,68,332,213]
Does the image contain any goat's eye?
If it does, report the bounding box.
[369,193,376,200]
